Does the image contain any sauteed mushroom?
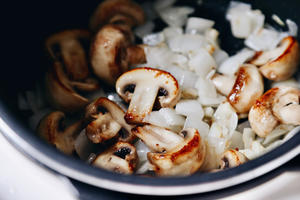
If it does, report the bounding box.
[227,64,264,114]
[211,73,236,96]
[250,36,300,81]
[132,126,205,176]
[90,24,146,85]
[219,149,248,169]
[249,86,300,137]
[37,111,84,155]
[116,68,181,124]
[89,0,145,32]
[45,62,92,113]
[92,142,138,174]
[45,29,90,81]
[85,97,135,143]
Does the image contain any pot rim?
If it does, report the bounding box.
[0,103,299,196]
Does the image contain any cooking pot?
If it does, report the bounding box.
[1,0,300,196]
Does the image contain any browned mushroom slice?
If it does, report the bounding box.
[45,62,90,113]
[219,149,248,169]
[132,126,205,176]
[116,68,181,124]
[250,36,300,81]
[249,86,300,138]
[227,64,264,114]
[91,24,146,85]
[92,142,138,174]
[89,0,145,32]
[45,29,91,81]
[85,97,135,143]
[271,87,300,125]
[37,111,84,155]
[249,87,280,138]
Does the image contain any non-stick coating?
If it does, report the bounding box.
[1,0,300,196]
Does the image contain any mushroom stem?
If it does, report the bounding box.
[125,84,159,124]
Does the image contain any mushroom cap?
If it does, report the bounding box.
[116,67,181,124]
[219,149,248,169]
[89,0,145,32]
[272,86,300,125]
[92,142,138,174]
[90,24,133,85]
[45,29,91,81]
[145,128,206,176]
[37,111,84,155]
[85,97,135,143]
[45,62,89,113]
[250,36,300,81]
[227,64,264,114]
[249,88,280,137]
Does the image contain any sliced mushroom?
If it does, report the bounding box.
[219,149,248,169]
[90,24,146,85]
[92,142,138,174]
[85,97,135,143]
[116,68,181,124]
[250,36,300,81]
[132,126,206,176]
[37,111,84,155]
[89,0,145,32]
[249,86,300,137]
[45,62,91,113]
[211,73,236,96]
[45,29,91,81]
[249,88,280,137]
[272,86,300,125]
[227,64,264,114]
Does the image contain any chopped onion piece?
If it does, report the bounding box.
[185,17,215,34]
[203,107,214,118]
[263,124,294,146]
[226,1,264,38]
[245,28,287,51]
[168,34,208,54]
[218,48,255,75]
[159,6,194,27]
[213,49,229,66]
[134,21,155,38]
[188,48,217,77]
[175,100,204,119]
[143,32,165,46]
[184,116,210,138]
[163,27,183,41]
[230,131,244,150]
[75,129,97,160]
[135,139,150,164]
[272,14,285,26]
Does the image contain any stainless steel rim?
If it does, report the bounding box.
[1,117,299,196]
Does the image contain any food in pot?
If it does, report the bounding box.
[18,0,300,176]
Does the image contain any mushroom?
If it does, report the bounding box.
[116,67,181,124]
[37,111,85,155]
[227,64,264,114]
[45,62,99,113]
[250,36,300,81]
[90,24,146,85]
[89,0,145,32]
[45,29,91,81]
[249,86,300,137]
[271,86,300,125]
[132,126,206,176]
[248,87,280,137]
[219,149,248,169]
[85,97,135,143]
[92,142,138,174]
[211,73,236,96]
